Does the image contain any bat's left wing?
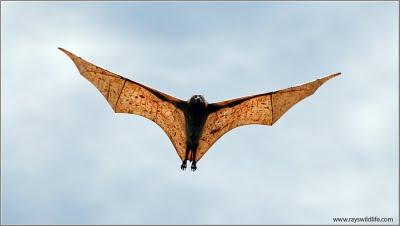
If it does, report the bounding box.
[59,48,188,160]
[195,73,341,161]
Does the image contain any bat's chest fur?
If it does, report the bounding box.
[184,103,209,146]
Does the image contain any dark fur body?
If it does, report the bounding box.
[184,99,208,156]
[180,95,210,171]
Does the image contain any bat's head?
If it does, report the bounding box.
[189,95,207,106]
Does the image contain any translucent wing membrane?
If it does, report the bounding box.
[195,73,340,161]
[59,48,187,160]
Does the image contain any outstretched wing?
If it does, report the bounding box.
[59,48,187,160]
[195,73,341,161]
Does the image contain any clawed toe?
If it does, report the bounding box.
[180,162,187,171]
[181,161,186,170]
[181,160,197,171]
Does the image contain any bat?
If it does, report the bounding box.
[59,47,341,171]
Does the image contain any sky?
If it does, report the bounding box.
[1,1,398,224]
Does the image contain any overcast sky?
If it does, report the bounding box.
[1,1,398,224]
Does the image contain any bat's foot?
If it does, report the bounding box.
[180,161,187,171]
[191,163,197,171]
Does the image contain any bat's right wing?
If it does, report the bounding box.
[195,73,341,161]
[59,48,187,160]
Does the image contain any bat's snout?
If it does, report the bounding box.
[194,96,201,103]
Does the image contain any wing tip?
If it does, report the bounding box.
[58,47,67,53]
[318,72,341,83]
[58,47,77,59]
[331,72,342,77]
[326,72,341,78]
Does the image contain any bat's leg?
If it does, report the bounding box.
[180,142,191,171]
[190,143,199,171]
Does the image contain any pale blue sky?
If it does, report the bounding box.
[1,1,398,224]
